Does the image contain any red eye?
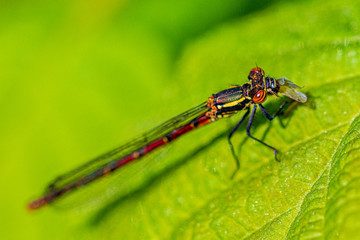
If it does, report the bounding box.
[253,90,267,103]
[249,67,265,76]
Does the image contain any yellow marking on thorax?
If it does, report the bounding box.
[226,85,240,89]
[263,79,267,91]
[222,97,245,108]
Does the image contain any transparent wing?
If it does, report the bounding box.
[42,102,209,202]
[276,77,307,103]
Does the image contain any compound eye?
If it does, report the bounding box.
[249,67,265,76]
[253,90,267,103]
[248,67,265,81]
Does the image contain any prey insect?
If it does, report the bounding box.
[28,67,307,210]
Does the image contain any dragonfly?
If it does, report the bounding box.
[28,67,307,210]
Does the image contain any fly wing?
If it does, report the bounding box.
[276,77,307,103]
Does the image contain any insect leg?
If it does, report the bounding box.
[247,105,279,161]
[228,108,250,178]
[258,102,288,120]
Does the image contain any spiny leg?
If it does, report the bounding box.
[228,108,250,178]
[247,105,279,161]
[258,101,288,120]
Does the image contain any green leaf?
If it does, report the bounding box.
[86,0,360,239]
[173,84,360,240]
[4,0,360,239]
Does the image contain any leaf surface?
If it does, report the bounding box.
[88,0,360,239]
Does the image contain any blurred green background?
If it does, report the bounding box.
[1,0,360,239]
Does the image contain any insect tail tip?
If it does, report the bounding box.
[27,198,47,211]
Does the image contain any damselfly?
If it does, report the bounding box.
[28,67,307,210]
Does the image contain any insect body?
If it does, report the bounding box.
[28,67,306,210]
